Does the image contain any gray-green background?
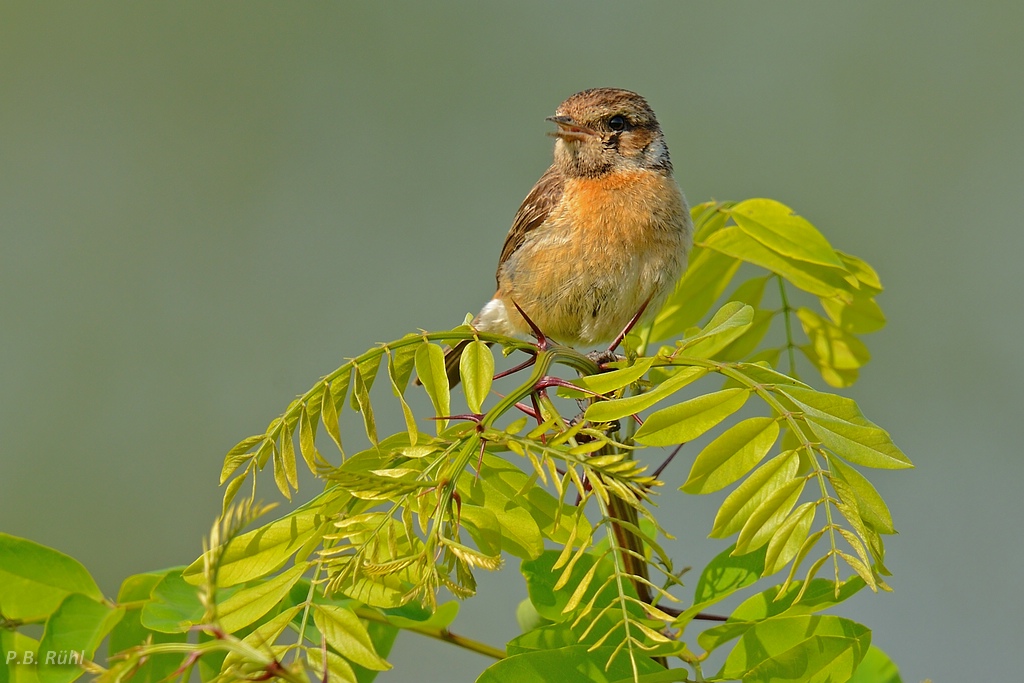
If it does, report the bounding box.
[3,3,1020,681]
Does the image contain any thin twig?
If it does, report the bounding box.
[353,607,506,660]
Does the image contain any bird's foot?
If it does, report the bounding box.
[587,349,626,367]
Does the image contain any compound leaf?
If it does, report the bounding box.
[634,388,749,447]
[683,417,779,494]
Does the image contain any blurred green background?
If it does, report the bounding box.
[3,2,1021,680]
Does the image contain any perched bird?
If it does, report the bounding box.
[444,87,693,384]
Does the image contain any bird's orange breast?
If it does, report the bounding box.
[493,167,690,345]
[555,169,686,259]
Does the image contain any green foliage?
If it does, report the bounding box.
[1,199,910,683]
[0,534,104,622]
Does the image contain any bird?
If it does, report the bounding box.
[442,87,693,386]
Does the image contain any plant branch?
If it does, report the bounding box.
[353,607,506,660]
[776,275,799,377]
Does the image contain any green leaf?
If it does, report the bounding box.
[387,335,420,394]
[735,478,806,555]
[352,619,399,683]
[111,570,174,608]
[612,670,692,683]
[349,356,382,411]
[729,199,845,269]
[0,534,102,622]
[780,533,829,598]
[802,345,860,387]
[278,419,298,493]
[572,356,656,395]
[521,550,624,624]
[764,502,817,575]
[561,555,602,614]
[585,366,706,423]
[271,439,291,500]
[185,488,345,587]
[702,226,851,300]
[477,645,665,683]
[335,368,356,411]
[313,604,391,671]
[224,606,305,679]
[800,407,875,450]
[837,549,876,591]
[693,544,766,605]
[298,404,326,475]
[829,457,895,534]
[254,432,275,469]
[718,614,870,683]
[649,248,741,342]
[849,646,902,683]
[220,434,261,483]
[415,342,450,434]
[821,290,886,335]
[351,364,378,445]
[386,350,418,447]
[37,594,123,683]
[460,340,494,414]
[506,621,579,654]
[108,571,187,683]
[335,570,410,610]
[798,307,870,370]
[698,578,865,653]
[307,650,357,683]
[323,375,349,455]
[382,601,459,630]
[734,577,866,624]
[1,630,41,683]
[682,417,780,494]
[111,572,164,606]
[463,453,589,548]
[780,387,912,469]
[711,450,800,539]
[330,464,429,502]
[836,251,883,292]
[716,307,776,362]
[140,570,202,633]
[215,563,307,633]
[458,505,504,558]
[679,302,754,358]
[691,199,732,242]
[458,456,545,560]
[672,544,765,629]
[515,598,548,635]
[221,473,249,514]
[634,388,749,446]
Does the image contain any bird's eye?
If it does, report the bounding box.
[608,115,627,131]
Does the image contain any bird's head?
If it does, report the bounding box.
[548,88,672,178]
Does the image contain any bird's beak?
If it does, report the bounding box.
[546,115,597,141]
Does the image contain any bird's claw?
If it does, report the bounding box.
[587,349,626,366]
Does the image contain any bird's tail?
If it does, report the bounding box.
[442,339,472,388]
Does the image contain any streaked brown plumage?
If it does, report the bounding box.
[446,88,692,382]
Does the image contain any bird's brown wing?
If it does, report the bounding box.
[496,165,564,282]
